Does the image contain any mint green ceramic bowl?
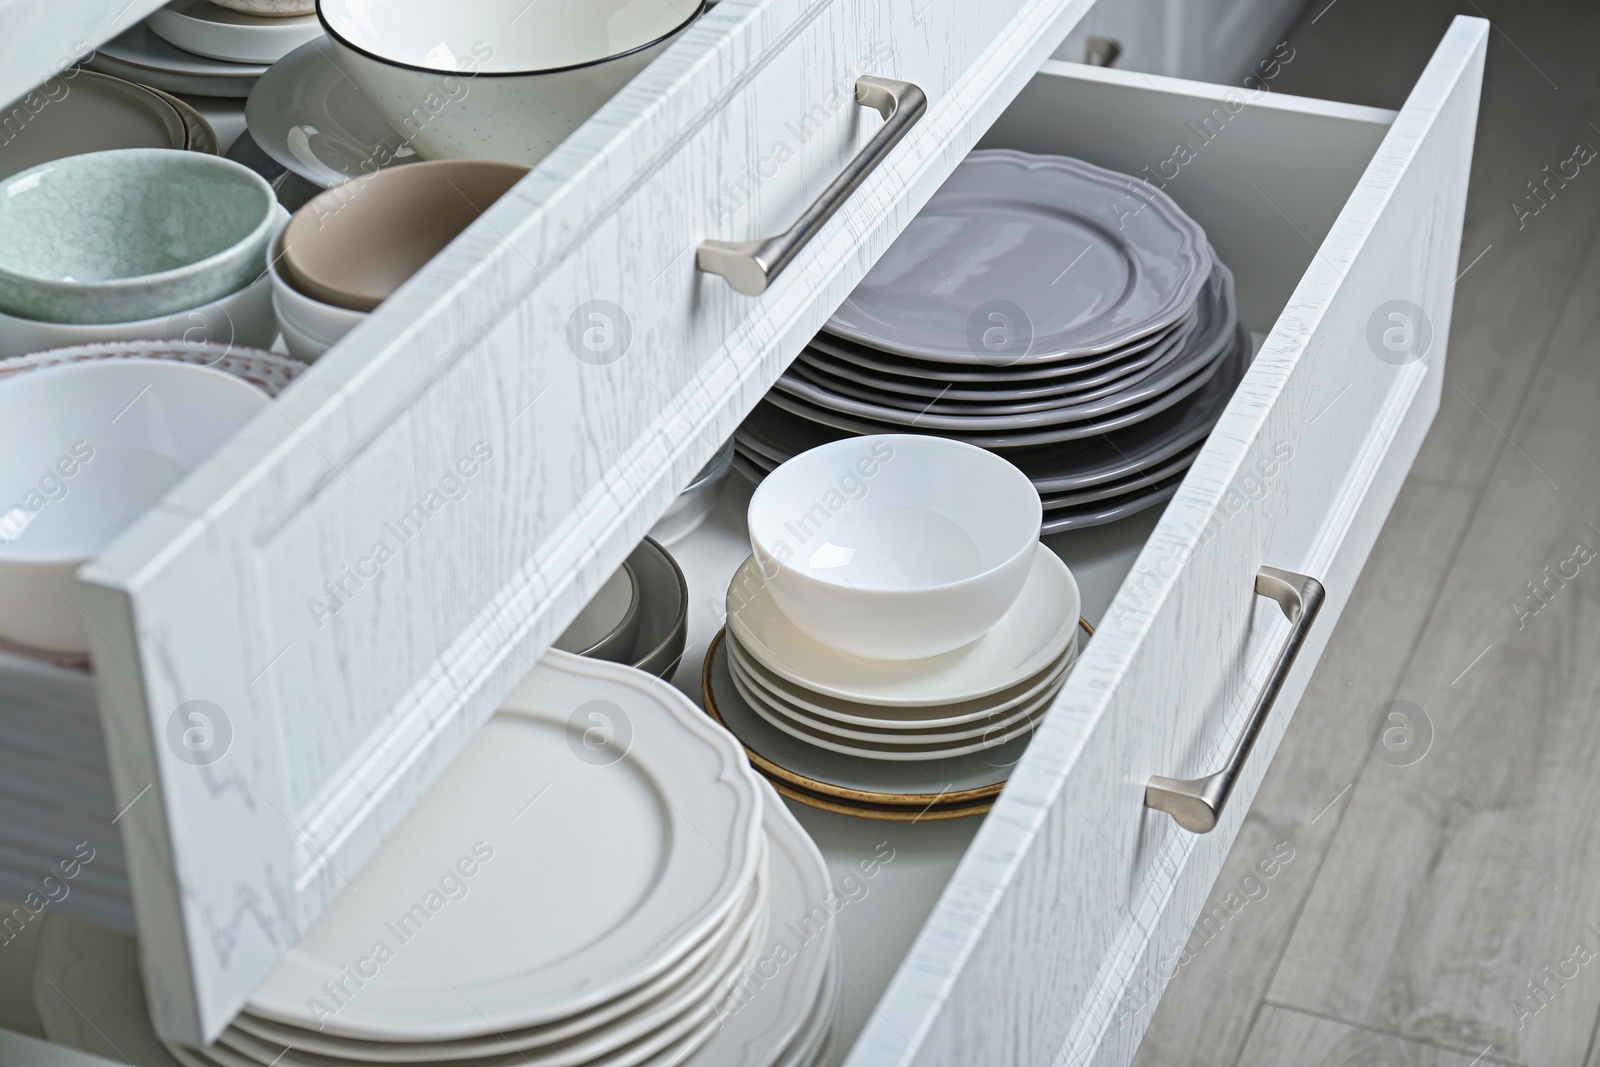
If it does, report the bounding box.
[0,149,277,325]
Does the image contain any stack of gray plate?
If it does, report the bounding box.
[736,149,1251,533]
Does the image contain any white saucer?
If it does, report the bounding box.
[149,0,323,65]
[246,651,764,1042]
[706,633,1035,800]
[729,640,1069,747]
[727,626,1077,729]
[731,659,1058,762]
[726,544,1079,707]
[246,38,417,188]
[88,24,268,98]
[682,779,838,1067]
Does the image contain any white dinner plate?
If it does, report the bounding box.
[731,655,1063,760]
[726,545,1078,707]
[245,651,764,1041]
[219,862,767,1067]
[245,37,416,188]
[732,662,1060,761]
[149,0,323,65]
[681,778,838,1067]
[727,626,1077,730]
[728,637,1072,745]
[88,24,267,98]
[228,848,764,1064]
[705,633,1034,800]
[824,150,1211,363]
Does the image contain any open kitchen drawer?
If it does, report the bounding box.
[0,6,1482,1067]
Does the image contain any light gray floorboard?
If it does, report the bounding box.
[1136,1,1600,1065]
[1131,479,1475,1067]
[1237,1006,1514,1067]
[1268,181,1600,1067]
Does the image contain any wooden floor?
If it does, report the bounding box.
[1133,1,1600,1065]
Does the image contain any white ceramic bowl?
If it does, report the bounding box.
[0,149,278,325]
[0,359,270,653]
[747,434,1042,660]
[0,205,287,359]
[268,252,366,361]
[317,0,703,165]
[211,0,314,14]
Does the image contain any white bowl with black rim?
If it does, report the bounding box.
[317,0,705,166]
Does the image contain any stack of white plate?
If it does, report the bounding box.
[32,653,841,1067]
[89,2,325,99]
[704,546,1084,820]
[735,149,1252,533]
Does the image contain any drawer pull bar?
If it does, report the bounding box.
[1145,566,1325,834]
[696,75,926,295]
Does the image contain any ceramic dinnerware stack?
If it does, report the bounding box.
[270,159,528,358]
[90,0,322,98]
[0,70,218,183]
[554,536,691,679]
[735,148,1252,533]
[706,435,1084,819]
[30,652,842,1067]
[0,149,285,356]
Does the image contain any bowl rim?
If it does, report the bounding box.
[278,158,531,312]
[747,433,1043,597]
[0,149,278,299]
[315,0,707,78]
[0,357,271,565]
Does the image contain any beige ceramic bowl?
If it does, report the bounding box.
[278,159,528,312]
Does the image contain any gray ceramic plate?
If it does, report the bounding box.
[771,264,1238,443]
[824,150,1212,363]
[1039,472,1186,534]
[740,322,1251,492]
[87,24,267,98]
[796,303,1198,402]
[627,536,688,679]
[808,317,1187,382]
[0,71,189,182]
[790,278,1215,414]
[245,38,418,189]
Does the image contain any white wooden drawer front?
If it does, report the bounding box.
[59,0,1097,1045]
[850,18,1485,1067]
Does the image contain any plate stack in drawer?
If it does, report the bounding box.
[32,653,843,1067]
[736,149,1252,533]
[0,651,133,934]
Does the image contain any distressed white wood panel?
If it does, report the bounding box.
[0,0,166,112]
[848,19,1485,1067]
[74,0,1097,1045]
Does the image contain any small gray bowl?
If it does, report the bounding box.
[0,149,277,325]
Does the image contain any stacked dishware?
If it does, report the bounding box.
[0,149,285,356]
[31,653,843,1067]
[554,537,691,679]
[90,0,321,98]
[706,435,1084,819]
[0,342,306,933]
[0,70,217,182]
[269,159,527,358]
[735,148,1251,533]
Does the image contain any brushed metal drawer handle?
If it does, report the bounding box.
[696,75,927,296]
[1145,566,1326,834]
